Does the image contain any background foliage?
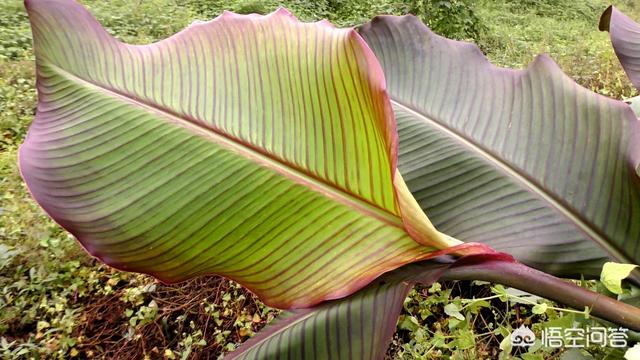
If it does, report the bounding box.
[1,0,639,359]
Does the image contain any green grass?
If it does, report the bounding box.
[476,0,640,99]
[1,0,639,358]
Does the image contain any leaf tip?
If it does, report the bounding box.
[273,6,294,18]
[22,0,42,12]
[315,18,335,28]
[528,53,569,80]
[599,5,613,32]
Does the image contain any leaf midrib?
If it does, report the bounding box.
[391,98,632,265]
[43,62,405,229]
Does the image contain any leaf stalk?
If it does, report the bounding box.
[441,259,640,331]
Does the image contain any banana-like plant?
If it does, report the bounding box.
[19,0,640,358]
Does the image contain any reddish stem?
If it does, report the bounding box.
[441,258,640,331]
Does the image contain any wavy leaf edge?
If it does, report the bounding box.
[20,0,488,309]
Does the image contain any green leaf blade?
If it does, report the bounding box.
[20,1,467,308]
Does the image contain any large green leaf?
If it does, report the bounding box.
[600,6,640,92]
[19,0,486,309]
[358,16,640,278]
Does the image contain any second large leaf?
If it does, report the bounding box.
[359,16,640,278]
